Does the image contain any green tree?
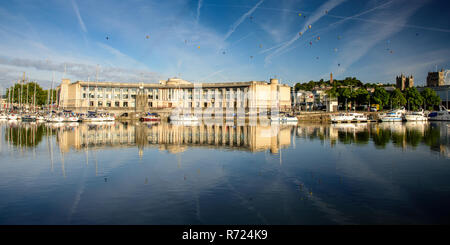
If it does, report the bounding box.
[337,87,352,110]
[325,86,339,99]
[371,87,390,109]
[6,82,56,106]
[420,88,441,110]
[354,88,369,106]
[390,89,406,109]
[403,87,424,111]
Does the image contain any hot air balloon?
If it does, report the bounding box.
[308,25,312,29]
[317,36,320,40]
[338,63,340,66]
[197,46,200,49]
[105,36,109,40]
[298,13,302,17]
[309,41,312,45]
[146,35,150,39]
[299,32,302,36]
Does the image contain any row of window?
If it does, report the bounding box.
[88,101,134,107]
[81,87,246,95]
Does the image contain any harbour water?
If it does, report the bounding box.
[0,120,449,224]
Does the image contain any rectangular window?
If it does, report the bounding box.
[131,95,136,99]
[148,94,153,100]
[90,101,94,106]
[123,94,129,99]
[123,102,128,107]
[83,93,86,98]
[107,101,111,107]
[98,101,103,107]
[115,101,120,107]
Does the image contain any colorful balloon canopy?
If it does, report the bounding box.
[308,25,312,29]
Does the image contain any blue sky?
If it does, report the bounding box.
[0,0,449,90]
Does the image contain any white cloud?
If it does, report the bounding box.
[332,0,430,75]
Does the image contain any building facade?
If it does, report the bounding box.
[396,74,414,90]
[56,77,292,113]
[426,69,446,87]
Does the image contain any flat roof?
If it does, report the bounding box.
[71,80,290,88]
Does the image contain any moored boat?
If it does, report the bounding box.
[428,106,450,121]
[169,114,199,121]
[405,110,428,121]
[140,113,161,122]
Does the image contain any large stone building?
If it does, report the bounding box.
[396,74,414,90]
[426,69,446,87]
[56,77,292,113]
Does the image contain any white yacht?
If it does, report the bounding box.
[0,113,7,120]
[330,113,356,123]
[7,113,18,120]
[404,110,428,121]
[380,108,405,122]
[169,114,199,121]
[428,106,450,121]
[352,113,367,122]
[48,112,65,122]
[271,115,298,123]
[83,114,104,122]
[101,113,115,121]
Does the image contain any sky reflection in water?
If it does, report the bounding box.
[0,120,449,224]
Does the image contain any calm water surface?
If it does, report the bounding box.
[0,120,449,224]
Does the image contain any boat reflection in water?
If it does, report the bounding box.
[2,120,449,158]
[0,120,449,224]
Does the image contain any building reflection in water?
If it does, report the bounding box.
[54,121,293,155]
[1,121,449,158]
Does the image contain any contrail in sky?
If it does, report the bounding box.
[71,0,87,33]
[196,0,203,25]
[224,0,264,41]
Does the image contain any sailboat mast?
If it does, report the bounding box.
[50,72,54,113]
[33,82,36,113]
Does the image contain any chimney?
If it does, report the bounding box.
[330,73,333,84]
